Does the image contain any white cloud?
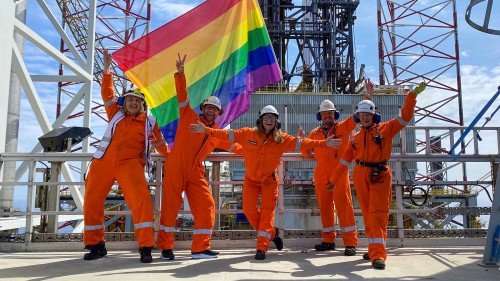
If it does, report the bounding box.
[415,63,500,128]
[492,66,500,76]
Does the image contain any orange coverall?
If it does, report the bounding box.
[204,127,329,252]
[84,72,170,248]
[301,116,358,247]
[335,93,417,262]
[157,73,240,253]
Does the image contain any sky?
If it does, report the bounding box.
[11,0,500,224]
[18,1,500,146]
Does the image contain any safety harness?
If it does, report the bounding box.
[353,124,388,182]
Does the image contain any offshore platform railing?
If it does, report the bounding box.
[0,125,499,248]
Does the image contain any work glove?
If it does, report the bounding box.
[413,82,427,95]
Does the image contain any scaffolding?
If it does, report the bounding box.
[261,0,359,94]
[377,0,464,126]
[56,0,151,144]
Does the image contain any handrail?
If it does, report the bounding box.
[0,125,498,245]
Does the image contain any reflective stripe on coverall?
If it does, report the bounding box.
[300,116,358,247]
[335,93,417,262]
[204,127,328,252]
[158,73,241,253]
[84,72,169,248]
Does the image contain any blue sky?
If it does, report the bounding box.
[20,0,500,140]
[14,1,500,219]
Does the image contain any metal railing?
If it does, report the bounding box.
[0,125,499,246]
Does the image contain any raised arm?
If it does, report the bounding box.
[103,49,112,75]
[400,82,427,122]
[176,53,186,74]
[101,49,118,119]
[364,78,373,100]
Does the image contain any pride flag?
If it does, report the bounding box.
[112,0,282,146]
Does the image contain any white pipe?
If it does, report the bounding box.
[1,0,26,211]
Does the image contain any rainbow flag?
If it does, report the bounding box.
[112,0,282,146]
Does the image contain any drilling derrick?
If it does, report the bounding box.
[261,0,359,94]
[57,0,151,127]
[376,1,491,230]
[377,0,463,126]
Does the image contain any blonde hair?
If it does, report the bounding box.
[120,97,146,116]
[256,118,284,143]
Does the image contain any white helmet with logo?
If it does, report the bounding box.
[201,96,222,111]
[318,100,336,112]
[259,105,279,118]
[355,100,376,114]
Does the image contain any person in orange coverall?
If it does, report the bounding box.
[84,49,170,263]
[189,105,341,260]
[158,54,241,260]
[300,83,373,256]
[334,82,427,269]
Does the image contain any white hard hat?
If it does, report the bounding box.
[123,88,145,100]
[202,96,222,111]
[259,105,279,118]
[318,100,336,112]
[355,100,376,114]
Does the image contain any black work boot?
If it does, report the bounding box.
[161,249,175,260]
[83,241,107,260]
[139,246,153,263]
[272,227,284,251]
[363,253,370,260]
[372,259,386,269]
[255,250,266,260]
[344,246,356,256]
[314,242,335,251]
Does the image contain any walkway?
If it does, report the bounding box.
[1,245,499,280]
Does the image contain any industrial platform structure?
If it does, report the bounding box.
[1,0,499,271]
